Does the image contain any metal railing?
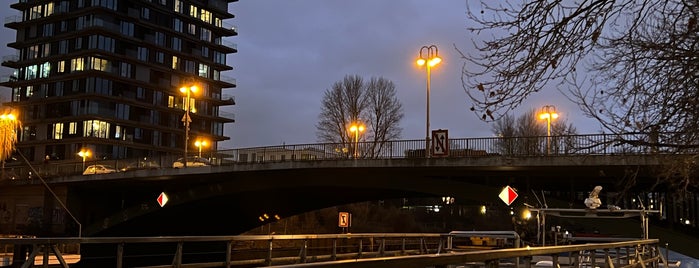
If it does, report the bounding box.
[216,132,683,164]
[0,132,684,181]
[0,234,665,268]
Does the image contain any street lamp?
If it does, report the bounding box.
[349,122,365,159]
[538,105,559,155]
[417,45,441,158]
[194,138,208,158]
[78,149,90,171]
[180,83,199,168]
[0,111,18,179]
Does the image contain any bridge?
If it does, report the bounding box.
[0,133,697,258]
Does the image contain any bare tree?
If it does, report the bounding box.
[461,1,699,192]
[365,77,404,157]
[492,109,578,155]
[316,75,403,158]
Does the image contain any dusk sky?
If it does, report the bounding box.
[0,1,601,149]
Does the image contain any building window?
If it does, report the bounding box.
[172,37,181,51]
[168,95,175,108]
[172,56,179,69]
[89,35,115,52]
[120,21,134,36]
[58,61,65,73]
[89,57,109,71]
[200,9,212,24]
[198,64,208,78]
[52,123,63,139]
[25,65,38,79]
[59,40,68,54]
[201,46,209,57]
[188,23,197,35]
[92,0,116,10]
[174,0,183,13]
[115,125,124,139]
[134,128,143,140]
[116,103,129,120]
[141,7,150,20]
[138,47,148,61]
[185,60,195,73]
[69,122,77,135]
[39,62,50,78]
[200,28,211,42]
[155,32,165,46]
[156,51,164,63]
[120,62,132,77]
[71,58,84,71]
[84,120,110,138]
[174,18,183,32]
[75,37,83,49]
[27,45,39,59]
[42,23,54,37]
[137,87,145,99]
[190,5,199,18]
[214,51,225,65]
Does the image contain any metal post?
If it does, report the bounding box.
[425,63,431,158]
[183,89,190,168]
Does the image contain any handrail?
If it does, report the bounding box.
[0,234,663,268]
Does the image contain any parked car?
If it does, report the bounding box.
[83,164,118,175]
[121,160,161,172]
[172,157,211,168]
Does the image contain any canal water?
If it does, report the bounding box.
[667,250,698,268]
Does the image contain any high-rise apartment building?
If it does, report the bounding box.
[0,0,237,164]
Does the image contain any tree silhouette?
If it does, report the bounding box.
[316,75,403,158]
[461,1,699,193]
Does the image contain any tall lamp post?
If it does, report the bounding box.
[538,105,559,155]
[349,122,365,159]
[194,138,208,158]
[416,45,441,158]
[180,83,198,168]
[78,149,90,171]
[0,111,18,179]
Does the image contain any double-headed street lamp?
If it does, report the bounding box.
[0,111,18,179]
[78,149,90,171]
[180,83,199,168]
[538,105,559,155]
[349,122,365,159]
[194,138,208,158]
[417,45,442,158]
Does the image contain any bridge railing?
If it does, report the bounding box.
[0,132,682,179]
[215,132,679,164]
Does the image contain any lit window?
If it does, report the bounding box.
[39,62,50,78]
[52,123,63,139]
[198,64,208,77]
[83,120,110,138]
[71,58,84,71]
[69,122,77,134]
[90,57,109,71]
[171,56,178,69]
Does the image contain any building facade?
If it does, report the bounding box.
[0,0,237,163]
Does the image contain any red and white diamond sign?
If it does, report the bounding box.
[157,192,169,207]
[499,186,518,206]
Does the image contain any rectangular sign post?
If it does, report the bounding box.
[431,129,449,157]
[338,212,351,233]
